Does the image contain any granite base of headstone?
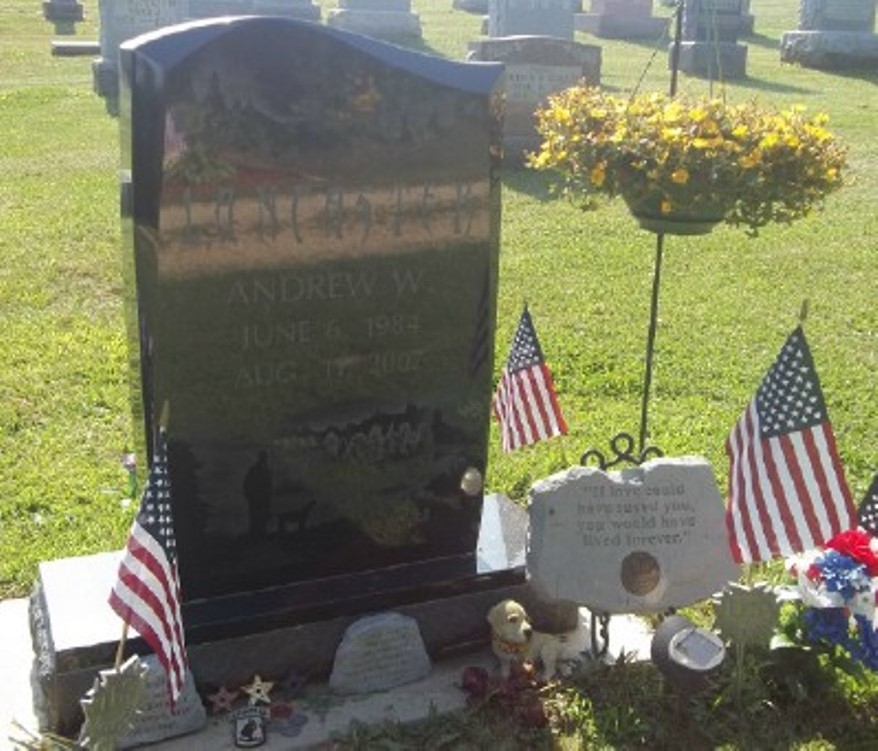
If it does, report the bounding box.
[780,30,878,68]
[28,494,577,737]
[467,35,601,161]
[527,457,741,615]
[116,655,207,749]
[188,0,320,21]
[93,0,189,99]
[488,0,575,39]
[780,0,878,69]
[43,0,84,22]
[575,0,669,40]
[328,613,431,694]
[671,39,748,78]
[326,0,422,40]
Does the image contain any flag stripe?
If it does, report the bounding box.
[726,417,760,563]
[120,530,186,657]
[813,422,855,529]
[109,573,184,687]
[109,581,184,699]
[776,433,818,550]
[746,405,782,559]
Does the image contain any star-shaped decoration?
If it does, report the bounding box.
[206,685,239,714]
[242,675,274,705]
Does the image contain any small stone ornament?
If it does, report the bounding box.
[79,655,148,750]
[231,706,269,748]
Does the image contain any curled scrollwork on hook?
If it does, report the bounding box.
[579,432,663,471]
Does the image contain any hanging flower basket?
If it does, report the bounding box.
[529,86,847,237]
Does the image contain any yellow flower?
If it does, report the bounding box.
[660,199,673,215]
[738,149,762,169]
[590,161,607,187]
[671,168,689,185]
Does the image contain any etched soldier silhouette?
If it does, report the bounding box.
[244,450,272,538]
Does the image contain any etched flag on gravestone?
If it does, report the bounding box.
[857,473,878,536]
[725,326,855,564]
[493,306,567,452]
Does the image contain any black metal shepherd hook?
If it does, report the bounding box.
[638,2,684,456]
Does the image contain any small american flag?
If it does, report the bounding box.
[493,306,567,452]
[858,473,878,536]
[725,326,855,564]
[109,430,187,704]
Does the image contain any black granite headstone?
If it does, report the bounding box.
[119,17,505,638]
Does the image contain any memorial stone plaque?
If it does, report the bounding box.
[120,18,503,625]
[328,612,431,694]
[527,458,741,614]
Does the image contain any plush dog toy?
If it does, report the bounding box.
[486,599,566,678]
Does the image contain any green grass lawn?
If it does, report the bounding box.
[1,0,877,746]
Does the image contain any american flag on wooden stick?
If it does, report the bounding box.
[857,473,878,536]
[725,326,855,564]
[108,430,187,705]
[493,305,567,452]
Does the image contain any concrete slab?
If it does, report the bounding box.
[2,596,653,750]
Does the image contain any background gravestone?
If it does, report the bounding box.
[93,0,189,99]
[468,36,600,160]
[781,0,878,68]
[488,0,575,40]
[671,0,748,79]
[474,0,597,159]
[575,0,668,40]
[120,17,505,633]
[188,0,320,22]
[527,458,741,614]
[326,0,423,40]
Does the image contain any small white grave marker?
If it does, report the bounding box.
[329,613,431,695]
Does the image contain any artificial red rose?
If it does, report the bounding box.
[460,666,490,699]
[826,529,878,576]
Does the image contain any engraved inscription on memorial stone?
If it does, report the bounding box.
[505,64,583,102]
[527,458,741,614]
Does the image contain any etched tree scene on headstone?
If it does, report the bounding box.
[120,17,503,603]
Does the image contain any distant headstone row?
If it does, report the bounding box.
[93,0,421,98]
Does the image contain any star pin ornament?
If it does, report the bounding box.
[207,685,240,714]
[242,675,274,705]
[79,655,149,751]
